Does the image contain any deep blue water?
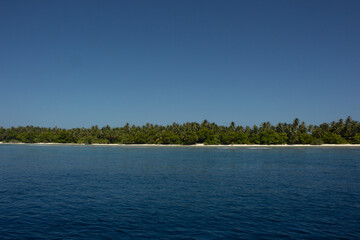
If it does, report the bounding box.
[0,145,359,239]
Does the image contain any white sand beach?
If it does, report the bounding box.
[1,142,360,147]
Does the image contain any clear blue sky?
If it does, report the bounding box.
[1,0,359,128]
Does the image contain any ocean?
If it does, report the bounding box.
[0,144,359,239]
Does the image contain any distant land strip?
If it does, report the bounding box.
[1,117,359,145]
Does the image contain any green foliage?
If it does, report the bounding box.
[56,131,73,143]
[249,134,260,144]
[158,130,181,144]
[220,131,237,144]
[38,132,55,142]
[197,128,212,143]
[181,132,198,145]
[236,132,250,144]
[310,139,324,145]
[351,134,360,144]
[278,133,288,144]
[298,133,313,144]
[260,130,281,144]
[83,136,94,145]
[0,117,359,145]
[17,132,37,143]
[322,132,347,144]
[204,136,221,145]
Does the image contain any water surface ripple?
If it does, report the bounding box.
[0,145,359,239]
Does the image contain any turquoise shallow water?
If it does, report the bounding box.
[0,145,359,239]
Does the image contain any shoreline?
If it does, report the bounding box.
[1,142,360,148]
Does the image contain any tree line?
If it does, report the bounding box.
[0,117,359,145]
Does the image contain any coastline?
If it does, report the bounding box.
[1,142,360,148]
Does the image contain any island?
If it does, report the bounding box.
[1,117,359,145]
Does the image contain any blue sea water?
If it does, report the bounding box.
[0,145,359,239]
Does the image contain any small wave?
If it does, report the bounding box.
[248,147,270,150]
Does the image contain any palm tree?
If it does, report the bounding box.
[275,123,286,133]
[292,118,300,131]
[260,122,272,132]
[298,121,307,134]
[229,121,236,131]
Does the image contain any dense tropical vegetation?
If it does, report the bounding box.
[1,117,360,145]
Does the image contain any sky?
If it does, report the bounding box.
[1,0,359,128]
